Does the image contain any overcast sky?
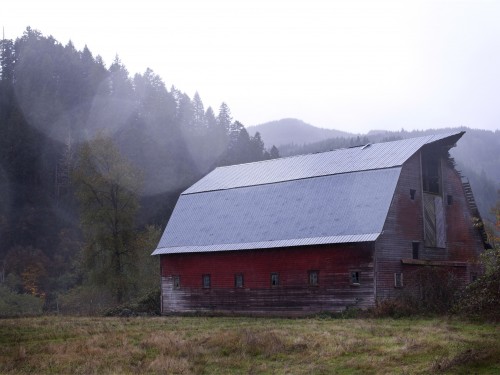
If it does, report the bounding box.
[3,0,500,133]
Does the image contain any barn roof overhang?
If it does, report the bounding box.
[152,233,380,255]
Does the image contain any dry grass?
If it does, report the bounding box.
[0,316,498,374]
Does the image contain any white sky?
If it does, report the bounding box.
[3,0,500,133]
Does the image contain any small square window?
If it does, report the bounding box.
[410,189,416,200]
[202,274,211,289]
[394,273,403,288]
[173,275,180,289]
[271,273,279,287]
[350,271,360,285]
[235,273,244,288]
[308,271,319,286]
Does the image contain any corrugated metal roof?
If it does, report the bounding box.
[153,168,401,255]
[184,132,463,194]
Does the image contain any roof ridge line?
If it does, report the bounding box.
[182,166,403,196]
[213,131,463,171]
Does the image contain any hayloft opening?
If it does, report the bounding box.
[422,152,441,194]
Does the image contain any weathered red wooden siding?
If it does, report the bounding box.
[442,161,484,264]
[375,151,483,300]
[160,243,374,315]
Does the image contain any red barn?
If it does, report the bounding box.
[152,132,487,315]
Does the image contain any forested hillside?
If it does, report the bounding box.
[0,28,277,313]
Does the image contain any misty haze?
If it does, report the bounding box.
[1,1,499,372]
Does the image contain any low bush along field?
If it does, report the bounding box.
[0,316,499,374]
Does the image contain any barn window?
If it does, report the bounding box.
[394,273,403,288]
[202,274,211,288]
[447,195,453,205]
[271,273,279,287]
[308,271,319,286]
[235,273,244,288]
[412,241,420,259]
[470,272,478,282]
[173,275,180,289]
[422,153,441,194]
[410,189,416,200]
[350,271,360,285]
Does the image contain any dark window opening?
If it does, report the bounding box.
[308,271,319,286]
[470,273,478,282]
[394,273,403,288]
[410,189,416,200]
[422,154,441,194]
[412,241,420,259]
[235,273,244,288]
[173,275,180,289]
[447,195,453,205]
[202,274,211,289]
[271,273,279,287]
[350,271,360,285]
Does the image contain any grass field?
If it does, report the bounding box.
[0,316,499,374]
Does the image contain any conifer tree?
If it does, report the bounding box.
[216,102,232,134]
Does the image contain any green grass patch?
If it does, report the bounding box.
[0,316,498,374]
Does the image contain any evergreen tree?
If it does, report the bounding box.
[0,38,15,81]
[108,56,133,98]
[205,106,217,130]
[176,93,194,131]
[192,92,206,130]
[216,102,232,134]
[270,145,280,159]
[250,132,265,160]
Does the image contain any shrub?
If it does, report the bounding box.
[104,288,161,316]
[372,267,462,318]
[0,285,43,317]
[454,248,500,321]
[58,285,116,315]
[371,298,415,318]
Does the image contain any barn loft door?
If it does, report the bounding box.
[424,193,446,248]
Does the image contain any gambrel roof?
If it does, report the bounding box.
[152,132,464,255]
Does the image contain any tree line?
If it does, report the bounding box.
[0,27,279,314]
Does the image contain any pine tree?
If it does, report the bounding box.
[192,92,206,130]
[216,102,232,134]
[270,145,280,159]
[250,132,265,160]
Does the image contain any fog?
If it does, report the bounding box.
[3,0,500,133]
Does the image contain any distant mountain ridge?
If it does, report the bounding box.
[247,118,355,148]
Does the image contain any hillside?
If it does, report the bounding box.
[0,28,274,310]
[247,118,355,147]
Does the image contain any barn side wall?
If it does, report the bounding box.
[160,243,374,315]
[375,151,484,301]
